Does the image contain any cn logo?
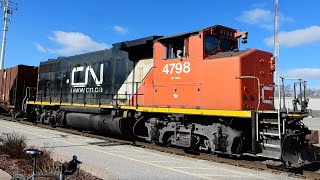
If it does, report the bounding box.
[71,64,104,87]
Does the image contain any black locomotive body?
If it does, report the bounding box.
[37,48,132,106]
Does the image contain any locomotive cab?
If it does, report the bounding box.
[141,25,274,111]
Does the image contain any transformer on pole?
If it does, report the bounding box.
[0,0,18,70]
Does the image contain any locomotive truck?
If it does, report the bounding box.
[5,24,317,167]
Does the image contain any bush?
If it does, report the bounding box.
[0,132,101,179]
[0,133,27,159]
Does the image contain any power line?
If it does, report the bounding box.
[0,0,18,70]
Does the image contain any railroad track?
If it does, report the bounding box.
[1,115,320,179]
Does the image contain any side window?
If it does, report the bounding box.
[221,38,236,51]
[205,35,219,54]
[166,39,185,59]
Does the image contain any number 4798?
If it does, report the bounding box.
[162,62,191,74]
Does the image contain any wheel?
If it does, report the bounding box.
[11,174,28,180]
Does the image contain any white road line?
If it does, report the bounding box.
[197,174,241,177]
[170,167,213,169]
[121,148,263,178]
[145,160,171,163]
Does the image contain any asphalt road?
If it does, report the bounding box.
[0,119,298,180]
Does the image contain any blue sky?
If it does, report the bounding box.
[2,0,320,87]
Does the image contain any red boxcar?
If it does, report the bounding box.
[0,65,38,112]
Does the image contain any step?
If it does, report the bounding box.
[260,143,280,149]
[260,121,279,125]
[259,132,280,137]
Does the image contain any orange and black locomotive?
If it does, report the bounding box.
[1,25,317,167]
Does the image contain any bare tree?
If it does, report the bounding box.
[274,86,320,97]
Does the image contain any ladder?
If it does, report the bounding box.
[256,111,282,158]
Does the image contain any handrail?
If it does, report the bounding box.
[236,76,260,141]
[236,76,260,112]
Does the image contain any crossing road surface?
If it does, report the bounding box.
[0,119,297,180]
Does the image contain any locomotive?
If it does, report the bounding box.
[4,24,318,167]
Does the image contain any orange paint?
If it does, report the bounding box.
[134,25,274,111]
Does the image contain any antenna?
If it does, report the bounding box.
[0,0,18,70]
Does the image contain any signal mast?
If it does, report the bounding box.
[0,0,18,70]
[274,0,279,73]
[274,0,281,109]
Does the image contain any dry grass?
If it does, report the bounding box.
[0,133,27,159]
[0,132,102,179]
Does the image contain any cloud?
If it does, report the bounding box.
[113,25,128,35]
[264,26,320,47]
[236,8,272,25]
[236,8,293,30]
[284,68,320,80]
[34,43,47,53]
[35,31,110,56]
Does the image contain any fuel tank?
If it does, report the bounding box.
[66,113,133,138]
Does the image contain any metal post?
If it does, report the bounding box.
[131,61,136,106]
[293,83,297,99]
[303,81,307,101]
[277,76,281,139]
[251,112,257,153]
[0,0,17,70]
[299,81,302,102]
[59,166,65,180]
[135,82,138,108]
[32,156,36,180]
[0,0,8,70]
[281,78,286,111]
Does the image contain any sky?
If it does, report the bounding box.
[2,0,320,87]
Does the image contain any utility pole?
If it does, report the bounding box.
[0,0,17,70]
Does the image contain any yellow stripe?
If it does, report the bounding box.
[27,101,58,106]
[286,113,304,118]
[27,101,251,118]
[121,106,251,117]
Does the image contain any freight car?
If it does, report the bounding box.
[25,25,318,167]
[0,65,38,117]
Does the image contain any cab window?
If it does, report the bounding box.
[166,38,185,59]
[205,36,219,54]
[221,38,236,51]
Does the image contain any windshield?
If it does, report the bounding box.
[205,36,219,54]
[221,38,236,51]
